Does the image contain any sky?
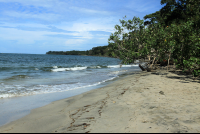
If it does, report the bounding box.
[0,0,165,54]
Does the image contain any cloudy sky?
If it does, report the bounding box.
[0,0,165,54]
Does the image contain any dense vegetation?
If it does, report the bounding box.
[108,0,200,79]
[46,50,87,55]
[46,45,117,58]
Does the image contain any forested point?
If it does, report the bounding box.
[46,45,118,58]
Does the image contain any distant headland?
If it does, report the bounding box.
[46,45,117,58]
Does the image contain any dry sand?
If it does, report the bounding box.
[0,68,200,133]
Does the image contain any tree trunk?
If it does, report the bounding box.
[167,53,171,72]
[148,55,150,61]
[150,56,156,69]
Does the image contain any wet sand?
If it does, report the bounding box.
[0,68,200,133]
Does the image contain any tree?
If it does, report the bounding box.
[109,0,200,78]
[108,16,146,64]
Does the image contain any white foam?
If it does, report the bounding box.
[107,65,121,68]
[51,66,87,72]
[66,67,87,71]
[108,64,138,68]
[0,75,120,99]
[53,66,58,69]
[102,76,119,82]
[51,68,67,72]
[0,94,10,98]
[109,70,128,75]
[121,64,138,67]
[89,66,101,69]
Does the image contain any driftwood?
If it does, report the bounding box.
[139,64,146,71]
[146,68,152,72]
[139,63,153,72]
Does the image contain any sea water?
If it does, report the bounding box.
[0,53,141,126]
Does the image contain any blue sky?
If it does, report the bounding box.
[0,0,165,54]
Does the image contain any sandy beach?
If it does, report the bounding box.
[0,67,200,133]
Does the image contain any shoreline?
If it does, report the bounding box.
[0,67,200,133]
[0,68,141,127]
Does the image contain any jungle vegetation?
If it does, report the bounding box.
[46,45,117,58]
[108,0,200,79]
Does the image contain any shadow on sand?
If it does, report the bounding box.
[149,67,200,84]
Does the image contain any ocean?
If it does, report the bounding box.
[0,53,141,126]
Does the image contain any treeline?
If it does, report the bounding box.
[108,0,200,79]
[46,45,117,58]
[46,50,87,55]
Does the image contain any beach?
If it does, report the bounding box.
[0,67,200,133]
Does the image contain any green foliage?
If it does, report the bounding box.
[108,16,146,64]
[108,0,200,78]
[46,45,115,58]
[183,57,200,79]
[46,50,87,55]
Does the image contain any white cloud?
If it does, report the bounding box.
[1,22,46,28]
[0,0,55,8]
[65,39,85,46]
[57,17,116,34]
[0,26,71,45]
[3,11,61,22]
[0,0,165,53]
[69,6,111,15]
[0,27,42,40]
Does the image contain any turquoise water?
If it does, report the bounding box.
[0,53,140,98]
[0,53,141,126]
